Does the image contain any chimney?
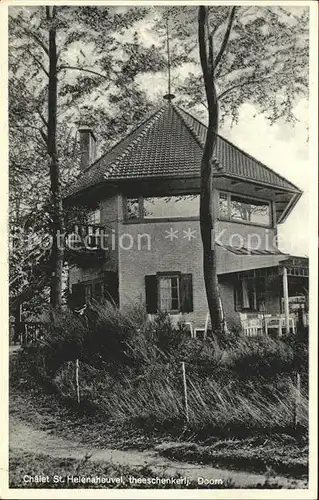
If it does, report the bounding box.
[78,127,97,170]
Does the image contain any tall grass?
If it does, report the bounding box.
[52,360,308,435]
[12,302,308,437]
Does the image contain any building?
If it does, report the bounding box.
[64,101,309,335]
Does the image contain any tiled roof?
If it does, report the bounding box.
[66,103,301,197]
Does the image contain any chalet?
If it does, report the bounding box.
[64,100,309,336]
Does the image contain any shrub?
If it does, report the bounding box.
[173,337,226,377]
[223,336,295,378]
[144,311,186,354]
[12,304,309,437]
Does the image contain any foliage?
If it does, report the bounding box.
[12,304,308,437]
[154,5,309,124]
[9,6,159,311]
[223,336,295,378]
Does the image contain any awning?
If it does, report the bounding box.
[217,244,308,276]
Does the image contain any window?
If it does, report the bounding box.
[158,275,180,312]
[219,192,271,226]
[126,198,139,221]
[125,195,199,221]
[88,209,101,225]
[85,282,97,303]
[145,273,193,314]
[71,272,119,309]
[144,196,199,219]
[219,192,229,218]
[93,281,103,301]
[235,276,266,312]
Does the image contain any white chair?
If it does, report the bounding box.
[239,313,263,337]
[184,321,194,338]
[193,313,210,339]
[264,315,295,336]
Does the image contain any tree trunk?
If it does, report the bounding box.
[47,7,64,311]
[198,6,225,333]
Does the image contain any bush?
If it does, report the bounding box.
[12,303,309,437]
[223,336,295,378]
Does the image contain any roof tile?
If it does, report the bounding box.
[66,103,300,197]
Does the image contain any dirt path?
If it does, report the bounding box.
[9,417,306,488]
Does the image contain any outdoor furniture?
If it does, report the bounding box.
[239,313,263,337]
[184,321,194,338]
[193,313,210,339]
[264,314,295,336]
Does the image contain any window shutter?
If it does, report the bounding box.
[71,283,85,309]
[180,274,193,313]
[103,271,119,306]
[145,275,158,313]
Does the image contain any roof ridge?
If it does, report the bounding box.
[103,107,166,180]
[65,102,302,200]
[172,104,223,173]
[172,104,205,149]
[175,104,300,192]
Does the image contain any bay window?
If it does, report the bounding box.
[219,192,271,226]
[125,195,199,221]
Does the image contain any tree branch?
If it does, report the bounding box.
[58,65,110,79]
[198,8,210,96]
[25,47,49,77]
[37,109,48,128]
[15,18,49,56]
[40,128,48,146]
[214,6,236,71]
[218,76,273,100]
[198,7,217,122]
[10,273,49,311]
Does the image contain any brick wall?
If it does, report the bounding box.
[69,190,280,330]
[118,217,209,327]
[117,196,278,329]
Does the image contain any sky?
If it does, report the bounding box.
[132,7,311,257]
[221,99,310,256]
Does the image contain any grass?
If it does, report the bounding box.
[9,304,309,485]
[49,359,308,439]
[157,436,308,479]
[9,374,308,480]
[11,304,308,438]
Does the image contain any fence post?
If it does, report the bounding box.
[293,372,301,429]
[181,361,189,424]
[75,358,80,404]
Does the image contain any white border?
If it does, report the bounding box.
[0,1,317,499]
